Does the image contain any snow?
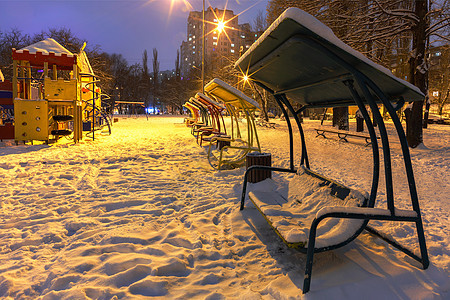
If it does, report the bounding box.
[17,38,74,57]
[248,166,367,247]
[0,115,448,298]
[205,78,260,110]
[195,93,226,110]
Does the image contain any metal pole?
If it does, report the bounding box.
[202,0,205,94]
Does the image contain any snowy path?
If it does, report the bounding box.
[0,116,448,299]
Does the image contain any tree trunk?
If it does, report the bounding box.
[423,95,430,128]
[252,82,269,121]
[406,0,428,148]
[332,107,349,130]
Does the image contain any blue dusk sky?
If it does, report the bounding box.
[0,0,269,70]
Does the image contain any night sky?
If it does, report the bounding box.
[0,0,269,70]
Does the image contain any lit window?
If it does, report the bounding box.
[231,49,235,53]
[193,46,195,49]
[241,35,245,38]
[231,43,234,47]
[255,34,257,37]
[193,25,196,28]
[432,91,439,97]
[193,35,195,39]
[246,45,249,48]
[213,36,217,40]
[214,19,218,22]
[193,51,195,54]
[188,37,192,41]
[213,42,217,46]
[435,52,441,56]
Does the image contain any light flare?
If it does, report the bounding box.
[168,0,193,20]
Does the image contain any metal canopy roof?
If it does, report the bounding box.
[204,78,260,110]
[195,92,226,110]
[235,8,424,107]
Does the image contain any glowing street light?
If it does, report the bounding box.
[216,19,225,33]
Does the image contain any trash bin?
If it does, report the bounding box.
[246,152,271,183]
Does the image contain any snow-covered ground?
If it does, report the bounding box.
[0,115,448,299]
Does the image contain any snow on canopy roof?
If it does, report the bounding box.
[195,92,226,110]
[18,38,74,56]
[235,7,424,105]
[189,97,205,109]
[204,78,260,110]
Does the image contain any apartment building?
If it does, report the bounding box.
[180,6,259,77]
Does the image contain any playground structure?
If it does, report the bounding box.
[204,78,261,170]
[1,38,111,144]
[0,80,14,141]
[236,8,429,294]
[78,45,112,138]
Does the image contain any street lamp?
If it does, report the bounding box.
[202,0,205,94]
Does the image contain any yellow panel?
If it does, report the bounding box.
[44,78,77,100]
[14,99,49,141]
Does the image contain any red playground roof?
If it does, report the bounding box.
[12,38,77,70]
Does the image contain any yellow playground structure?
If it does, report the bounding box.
[11,38,110,144]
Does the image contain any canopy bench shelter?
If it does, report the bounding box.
[189,97,212,135]
[236,8,429,294]
[183,102,197,127]
[183,100,201,127]
[194,92,228,146]
[204,78,261,170]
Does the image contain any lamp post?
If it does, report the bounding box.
[202,0,205,94]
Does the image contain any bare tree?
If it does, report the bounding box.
[141,50,151,107]
[152,48,160,113]
[0,28,31,79]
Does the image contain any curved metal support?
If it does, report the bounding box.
[344,80,380,208]
[273,94,296,171]
[254,81,296,172]
[363,79,429,269]
[240,165,297,210]
[353,76,395,214]
[279,94,309,169]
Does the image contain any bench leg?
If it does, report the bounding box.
[337,133,348,143]
[364,137,372,147]
[316,130,326,138]
[303,219,319,294]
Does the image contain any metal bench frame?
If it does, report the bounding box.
[239,33,429,294]
[315,126,378,146]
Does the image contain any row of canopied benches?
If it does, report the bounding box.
[183,7,429,294]
[184,78,261,170]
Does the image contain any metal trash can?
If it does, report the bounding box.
[246,152,271,183]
